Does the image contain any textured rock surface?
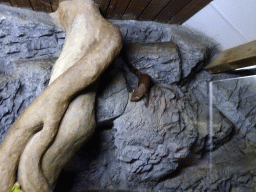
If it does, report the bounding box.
[0,5,64,62]
[96,69,129,124]
[157,136,256,192]
[111,20,217,81]
[0,4,64,144]
[1,4,256,192]
[0,59,55,143]
[211,76,256,145]
[114,85,197,182]
[66,73,256,191]
[185,71,236,153]
[123,42,181,86]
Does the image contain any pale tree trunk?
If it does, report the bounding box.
[0,0,122,191]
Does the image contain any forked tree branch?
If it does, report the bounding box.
[0,0,122,191]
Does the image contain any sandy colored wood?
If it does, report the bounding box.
[0,0,122,191]
[205,40,256,73]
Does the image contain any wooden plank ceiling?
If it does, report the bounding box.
[0,0,212,24]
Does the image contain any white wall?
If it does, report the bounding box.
[183,0,256,51]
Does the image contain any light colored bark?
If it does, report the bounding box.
[0,0,122,191]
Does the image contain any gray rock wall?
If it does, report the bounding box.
[0,5,64,63]
[211,76,256,145]
[111,20,217,82]
[114,86,197,182]
[0,59,55,142]
[0,4,256,192]
[123,42,181,86]
[0,4,65,142]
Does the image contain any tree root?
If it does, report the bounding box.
[0,0,122,191]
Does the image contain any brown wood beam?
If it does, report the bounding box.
[50,0,58,11]
[106,0,132,19]
[121,0,152,20]
[137,0,171,21]
[29,0,52,12]
[168,0,212,24]
[153,0,192,23]
[0,0,12,6]
[8,0,32,9]
[205,40,256,73]
[93,0,111,16]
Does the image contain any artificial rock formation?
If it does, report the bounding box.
[64,22,256,191]
[0,0,122,191]
[123,42,181,86]
[1,3,256,192]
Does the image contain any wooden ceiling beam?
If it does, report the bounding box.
[168,0,212,24]
[0,0,11,6]
[0,0,213,25]
[8,0,32,9]
[121,0,152,20]
[205,40,256,73]
[29,0,53,12]
[94,0,111,16]
[153,0,192,23]
[49,0,58,11]
[106,0,132,19]
[137,0,171,21]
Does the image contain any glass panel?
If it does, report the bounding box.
[209,73,256,191]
